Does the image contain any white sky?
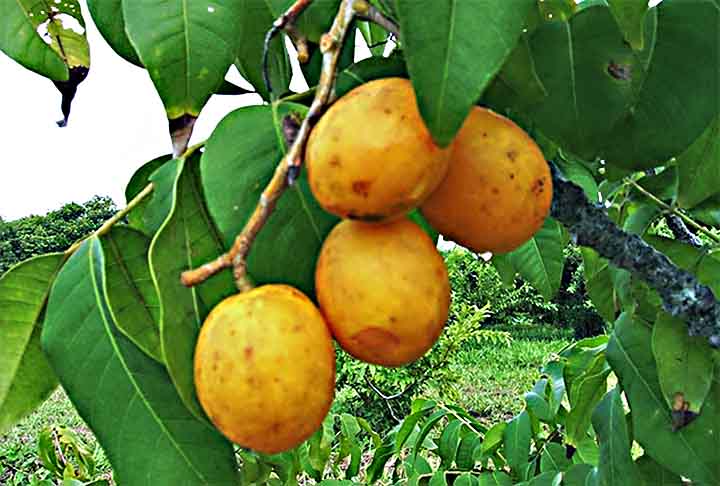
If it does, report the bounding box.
[0,4,327,221]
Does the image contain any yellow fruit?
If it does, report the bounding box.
[422,107,552,254]
[315,219,450,367]
[194,285,335,454]
[306,78,451,221]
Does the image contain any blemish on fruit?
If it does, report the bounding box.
[492,187,500,195]
[352,180,372,198]
[352,327,400,352]
[507,150,517,162]
[509,173,516,180]
[244,346,254,359]
[330,157,341,168]
[384,108,392,115]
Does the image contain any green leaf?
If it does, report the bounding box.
[100,226,162,362]
[236,1,291,101]
[437,419,462,467]
[480,422,506,457]
[608,0,648,50]
[491,253,516,288]
[503,410,531,474]
[142,158,181,236]
[690,195,720,229]
[602,0,719,169]
[86,0,141,66]
[334,55,408,99]
[456,435,479,471]
[562,464,597,486]
[201,103,338,297]
[395,0,534,146]
[540,443,571,473]
[592,387,640,486]
[677,116,720,209]
[42,240,238,485]
[652,313,714,414]
[359,21,389,56]
[565,360,611,446]
[508,218,565,300]
[124,154,173,233]
[488,35,547,111]
[412,409,447,459]
[644,235,720,296]
[366,431,396,483]
[396,410,425,452]
[477,472,513,486]
[0,0,86,80]
[606,313,720,484]
[454,473,478,486]
[525,379,552,421]
[622,203,659,237]
[581,248,622,323]
[555,159,599,203]
[149,153,235,420]
[0,254,63,434]
[429,470,448,486]
[123,0,243,119]
[635,455,683,486]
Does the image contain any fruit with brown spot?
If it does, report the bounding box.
[421,106,552,253]
[315,218,450,367]
[194,285,335,454]
[306,78,451,221]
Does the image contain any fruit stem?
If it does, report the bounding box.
[182,0,369,292]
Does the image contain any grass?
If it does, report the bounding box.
[0,321,574,483]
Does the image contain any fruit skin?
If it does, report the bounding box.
[194,285,335,454]
[421,107,552,254]
[306,77,451,221]
[315,218,450,367]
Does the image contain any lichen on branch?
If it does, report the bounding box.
[550,166,720,347]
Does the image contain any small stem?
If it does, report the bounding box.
[64,183,154,256]
[630,180,720,244]
[357,2,400,38]
[263,0,316,97]
[182,0,361,292]
[281,86,317,104]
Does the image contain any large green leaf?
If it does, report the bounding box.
[0,253,64,434]
[562,464,597,486]
[100,226,162,363]
[635,455,683,486]
[565,357,610,446]
[606,313,720,484]
[607,0,648,50]
[86,0,141,66]
[149,153,235,420]
[123,0,243,119]
[201,103,338,297]
[0,0,89,80]
[236,0,291,101]
[503,410,531,474]
[508,218,565,300]
[581,248,618,323]
[143,158,182,236]
[677,116,720,209]
[334,55,408,99]
[42,240,238,485]
[652,313,714,414]
[395,0,534,146]
[592,387,640,486]
[601,0,719,169]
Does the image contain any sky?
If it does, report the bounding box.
[0,4,337,221]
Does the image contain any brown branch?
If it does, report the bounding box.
[550,165,720,347]
[357,3,400,38]
[182,0,362,291]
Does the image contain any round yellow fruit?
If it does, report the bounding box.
[306,77,451,221]
[194,285,335,454]
[421,106,552,254]
[315,219,450,367]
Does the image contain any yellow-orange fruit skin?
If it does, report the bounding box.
[306,78,451,221]
[194,285,335,454]
[421,107,553,254]
[316,219,450,367]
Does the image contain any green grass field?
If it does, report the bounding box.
[0,323,572,484]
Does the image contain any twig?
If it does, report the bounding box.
[551,166,720,347]
[363,370,402,422]
[356,3,400,38]
[629,180,720,244]
[182,1,362,291]
[263,0,315,97]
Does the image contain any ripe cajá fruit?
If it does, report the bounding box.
[306,77,451,221]
[421,107,552,254]
[194,285,335,454]
[315,218,450,367]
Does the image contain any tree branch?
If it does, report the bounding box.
[550,166,720,347]
[182,0,362,291]
[665,214,704,248]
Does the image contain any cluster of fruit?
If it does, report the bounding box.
[193,78,552,453]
